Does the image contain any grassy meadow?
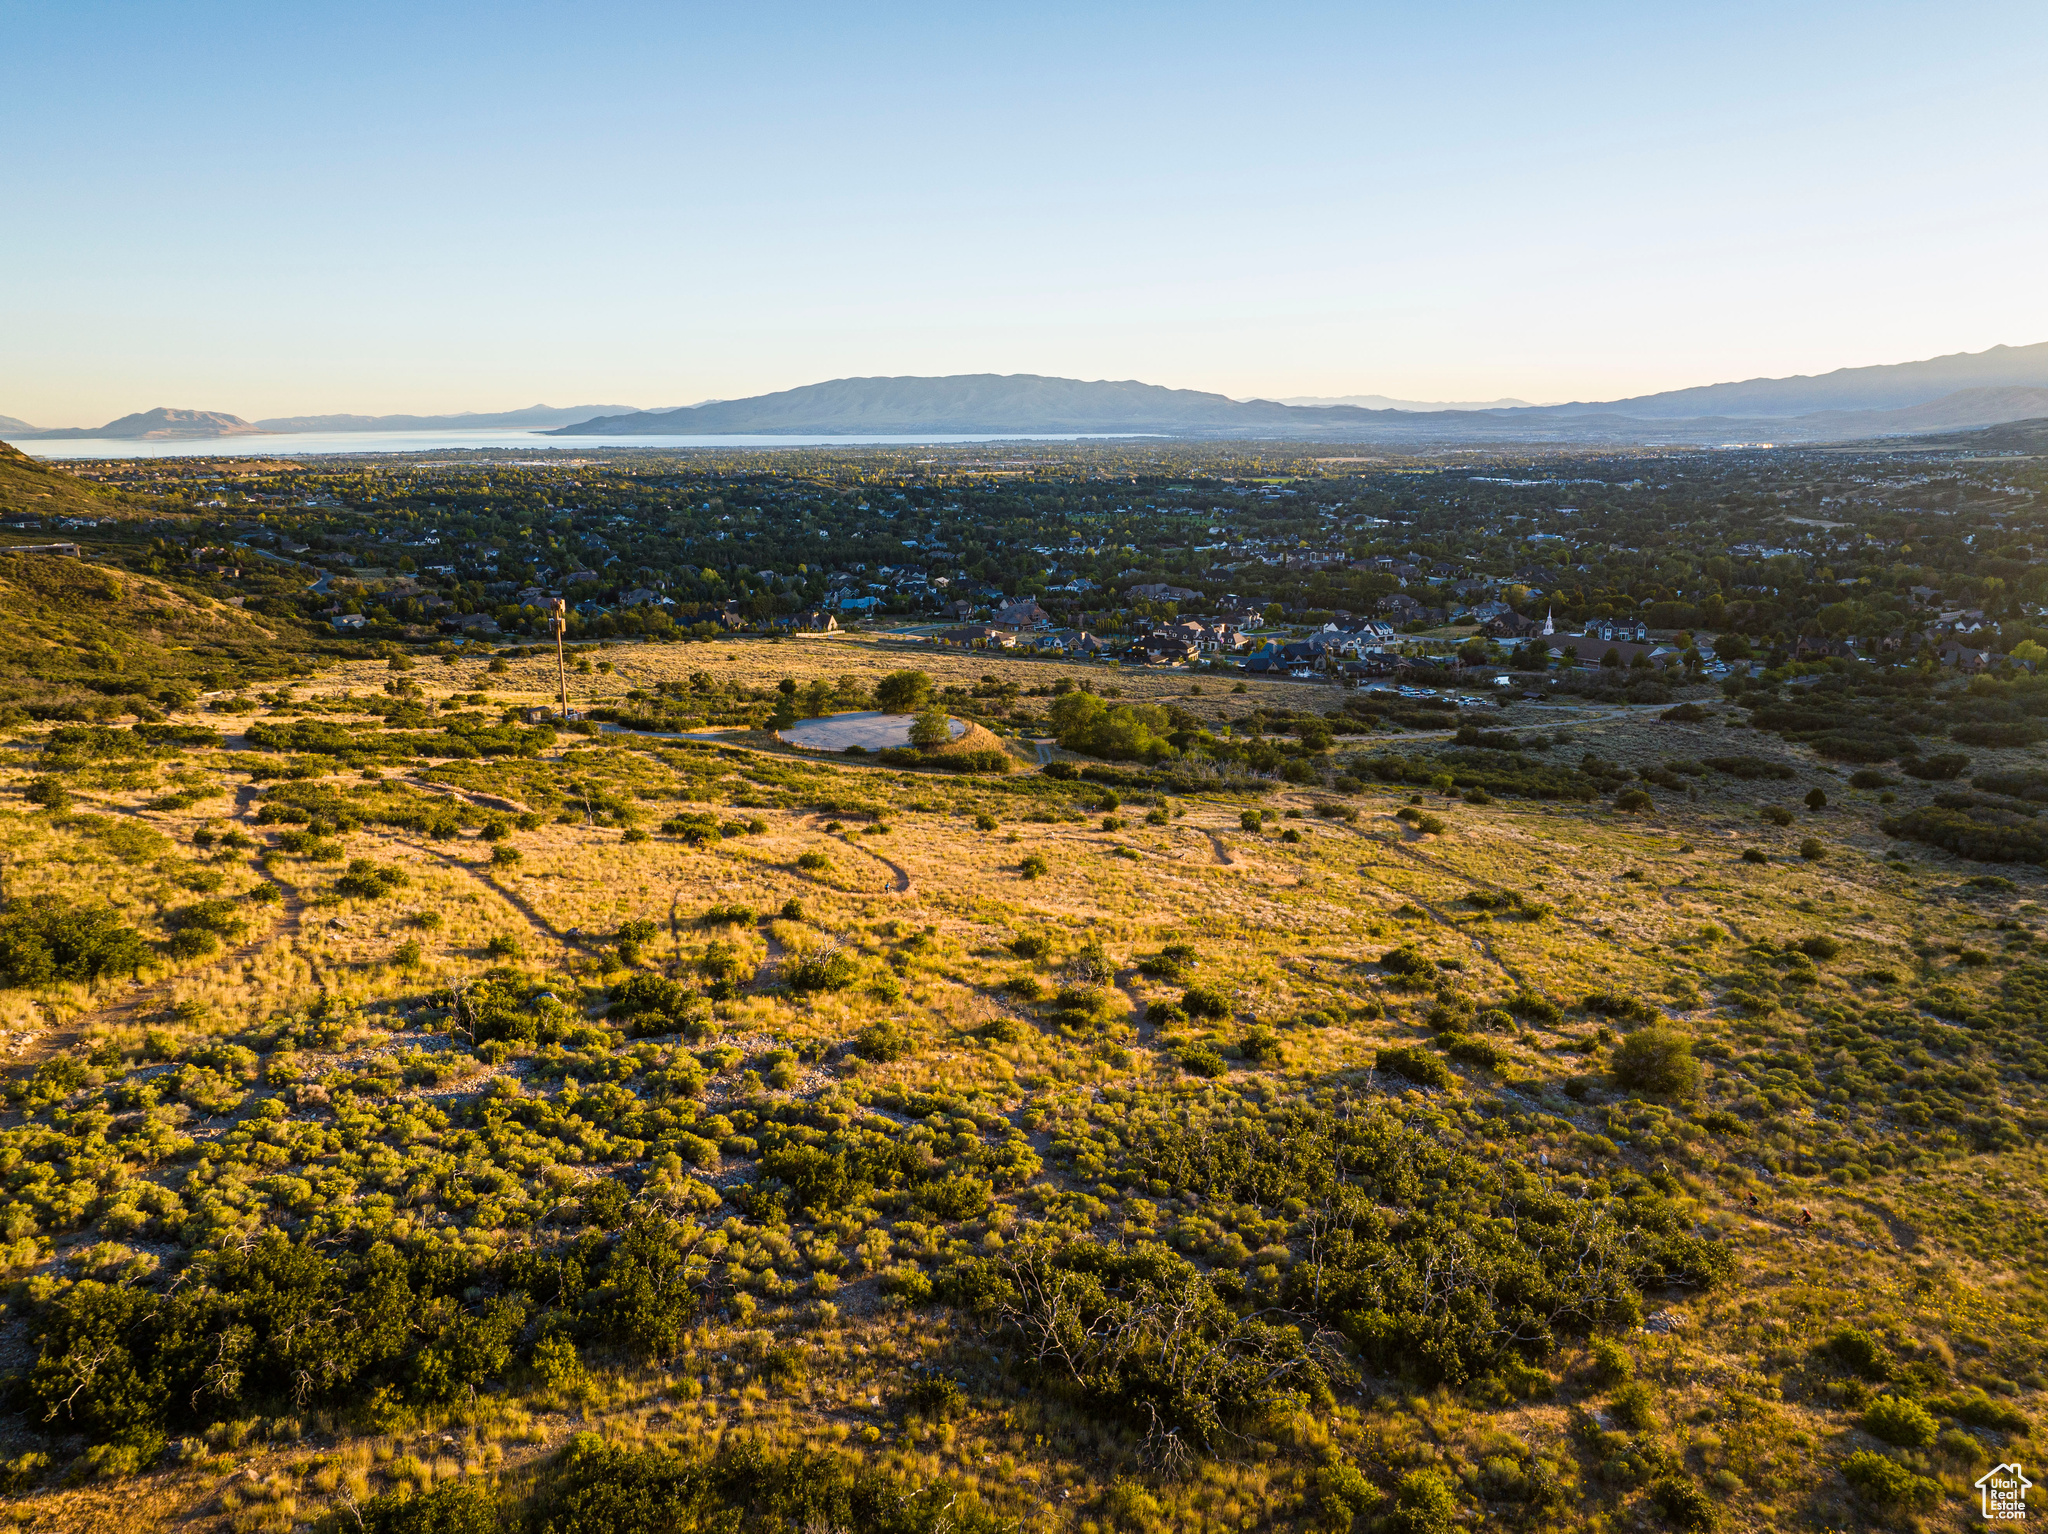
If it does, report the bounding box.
[0,632,2040,1534]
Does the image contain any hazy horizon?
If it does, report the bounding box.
[5,0,2045,426]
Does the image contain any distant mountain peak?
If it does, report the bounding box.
[16,407,269,441]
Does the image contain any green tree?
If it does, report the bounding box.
[875,670,933,713]
[908,708,953,750]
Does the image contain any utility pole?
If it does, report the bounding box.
[549,599,569,720]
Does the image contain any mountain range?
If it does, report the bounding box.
[6,404,645,440]
[548,344,2048,443]
[250,404,643,432]
[10,342,2048,447]
[1273,394,1538,410]
[18,408,271,441]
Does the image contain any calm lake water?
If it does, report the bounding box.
[22,429,1158,460]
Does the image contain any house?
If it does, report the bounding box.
[1340,655,1398,680]
[793,608,839,633]
[1792,636,1857,661]
[330,613,367,631]
[5,542,82,557]
[1939,640,1994,672]
[565,568,600,585]
[1552,635,1675,669]
[939,625,1015,649]
[1245,639,1323,674]
[1196,621,1253,654]
[992,599,1053,629]
[1035,628,1109,656]
[1142,631,1199,663]
[621,588,669,608]
[1485,609,1544,640]
[1379,592,1426,621]
[1126,582,1199,604]
[440,612,501,637]
[1581,616,1648,643]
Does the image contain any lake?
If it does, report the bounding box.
[20,429,1159,460]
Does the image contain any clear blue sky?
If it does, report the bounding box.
[4,0,2044,425]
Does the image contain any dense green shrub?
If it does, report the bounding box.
[1882,803,2048,864]
[784,944,858,994]
[1648,1476,1716,1531]
[1840,1450,1940,1511]
[1974,768,2048,802]
[1940,1390,2032,1433]
[1862,1395,1938,1447]
[0,899,150,987]
[1824,1327,1893,1381]
[1952,720,2047,747]
[1181,985,1232,1020]
[1239,1028,1284,1065]
[360,1477,504,1533]
[1610,1027,1700,1097]
[336,858,410,899]
[528,1432,997,1534]
[1380,945,1435,979]
[853,1019,915,1062]
[1702,755,1796,780]
[1900,751,1969,780]
[1179,1043,1228,1077]
[607,973,708,1038]
[1383,1470,1457,1534]
[22,777,70,811]
[989,1242,1330,1450]
[1447,1037,1506,1071]
[1376,1045,1454,1089]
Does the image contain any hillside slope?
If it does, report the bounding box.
[0,440,137,519]
[1535,339,2048,419]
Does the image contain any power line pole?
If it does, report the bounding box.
[549,599,569,720]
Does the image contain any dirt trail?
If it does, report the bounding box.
[1114,966,1150,1031]
[1319,819,1538,986]
[1204,831,1238,867]
[403,776,533,816]
[1333,814,1640,964]
[387,837,597,955]
[4,787,308,1078]
[839,835,913,895]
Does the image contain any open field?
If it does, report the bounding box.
[0,630,2042,1534]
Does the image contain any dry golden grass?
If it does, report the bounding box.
[2,642,2044,1532]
